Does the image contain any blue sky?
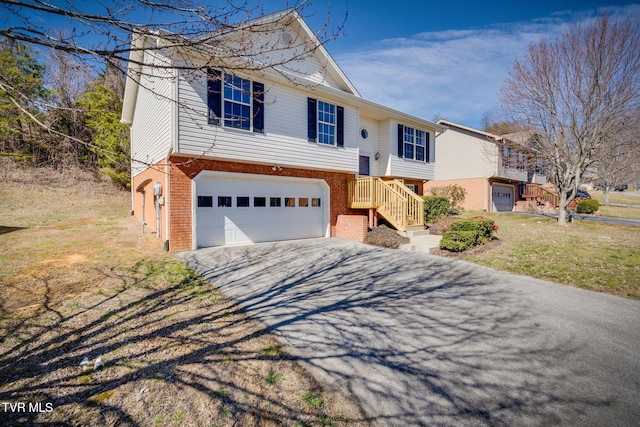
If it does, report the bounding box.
[2,1,639,129]
[293,1,640,129]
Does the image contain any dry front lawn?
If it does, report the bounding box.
[0,166,366,426]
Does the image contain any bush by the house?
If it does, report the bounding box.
[439,230,478,252]
[576,199,600,214]
[427,184,467,214]
[423,196,450,223]
[440,217,496,252]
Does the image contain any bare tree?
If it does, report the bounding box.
[591,118,640,205]
[500,15,640,225]
[45,48,93,166]
[0,0,345,168]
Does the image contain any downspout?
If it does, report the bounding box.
[485,179,490,212]
[164,147,173,251]
[163,60,178,252]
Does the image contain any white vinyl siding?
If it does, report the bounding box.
[358,117,384,177]
[176,69,358,172]
[222,25,349,92]
[130,49,173,177]
[434,128,497,180]
[387,121,435,180]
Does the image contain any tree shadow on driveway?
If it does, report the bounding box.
[184,238,638,426]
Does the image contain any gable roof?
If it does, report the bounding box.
[121,9,360,125]
[227,9,360,96]
[122,10,445,133]
[437,119,499,141]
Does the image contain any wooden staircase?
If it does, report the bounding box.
[347,177,424,232]
[522,184,559,208]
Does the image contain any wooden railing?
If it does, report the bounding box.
[522,184,559,207]
[386,180,424,226]
[347,177,376,209]
[347,177,424,231]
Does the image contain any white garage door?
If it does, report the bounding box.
[492,184,514,212]
[194,172,328,248]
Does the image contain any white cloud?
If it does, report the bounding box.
[335,4,640,129]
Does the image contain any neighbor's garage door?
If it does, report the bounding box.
[194,172,328,248]
[491,184,514,212]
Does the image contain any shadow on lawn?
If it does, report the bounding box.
[0,238,615,426]
[0,258,366,426]
[184,238,613,426]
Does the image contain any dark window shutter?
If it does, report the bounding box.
[252,81,264,133]
[397,124,404,158]
[336,106,344,147]
[426,132,432,162]
[307,97,317,142]
[207,68,222,125]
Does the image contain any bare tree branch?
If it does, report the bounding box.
[501,15,640,224]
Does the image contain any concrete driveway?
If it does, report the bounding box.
[183,238,640,426]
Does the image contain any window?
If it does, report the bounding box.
[198,196,213,207]
[207,69,264,133]
[534,159,546,175]
[517,152,526,171]
[406,184,419,194]
[312,198,321,207]
[502,146,511,168]
[223,74,251,130]
[218,196,232,207]
[398,124,430,162]
[307,98,344,146]
[270,197,281,207]
[299,197,309,207]
[254,197,266,207]
[285,197,296,207]
[317,101,335,145]
[237,197,250,207]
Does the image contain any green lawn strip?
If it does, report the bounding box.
[461,212,640,298]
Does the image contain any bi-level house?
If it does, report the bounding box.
[121,9,444,251]
[424,120,549,212]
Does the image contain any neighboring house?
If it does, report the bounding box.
[424,120,547,212]
[121,9,444,251]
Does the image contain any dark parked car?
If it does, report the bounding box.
[575,190,591,199]
[614,184,628,191]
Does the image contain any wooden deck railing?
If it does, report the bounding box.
[347,177,424,231]
[522,184,559,207]
[386,180,425,227]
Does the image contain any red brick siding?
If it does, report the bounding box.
[404,179,424,196]
[131,166,167,234]
[167,157,358,251]
[335,215,368,242]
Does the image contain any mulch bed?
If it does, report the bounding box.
[363,225,410,249]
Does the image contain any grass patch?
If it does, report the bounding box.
[265,371,284,385]
[263,344,281,356]
[0,166,366,427]
[170,410,185,423]
[301,391,325,409]
[89,391,116,404]
[598,205,640,220]
[461,212,640,298]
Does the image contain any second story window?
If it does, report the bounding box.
[207,68,264,133]
[307,97,344,147]
[223,74,251,130]
[398,124,430,162]
[317,101,336,145]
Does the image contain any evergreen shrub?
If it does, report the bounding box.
[423,196,450,223]
[576,199,600,214]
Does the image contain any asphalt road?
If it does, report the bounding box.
[183,238,640,426]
